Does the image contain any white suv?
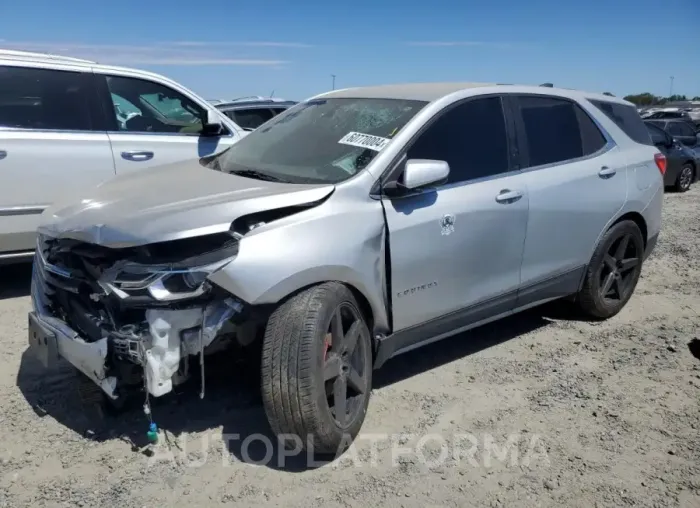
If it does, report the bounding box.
[0,49,246,263]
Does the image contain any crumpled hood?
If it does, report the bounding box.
[39,159,334,247]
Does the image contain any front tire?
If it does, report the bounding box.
[261,282,372,455]
[577,220,645,319]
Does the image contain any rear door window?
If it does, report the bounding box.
[589,99,653,145]
[0,66,97,131]
[514,95,606,168]
[668,122,695,137]
[668,123,684,137]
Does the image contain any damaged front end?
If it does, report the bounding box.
[30,231,260,402]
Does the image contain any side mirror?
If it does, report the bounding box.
[202,109,224,136]
[402,159,450,190]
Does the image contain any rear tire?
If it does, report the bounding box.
[261,282,372,455]
[577,220,644,319]
[674,164,694,192]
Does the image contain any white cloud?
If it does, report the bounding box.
[405,41,514,49]
[0,41,298,66]
[167,41,313,48]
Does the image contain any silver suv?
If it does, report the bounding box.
[215,97,297,131]
[28,82,664,454]
[0,49,247,263]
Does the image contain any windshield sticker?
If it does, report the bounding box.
[338,132,391,152]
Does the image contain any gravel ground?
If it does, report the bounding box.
[1,187,700,508]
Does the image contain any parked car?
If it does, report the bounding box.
[0,49,249,263]
[29,83,663,453]
[645,121,698,192]
[643,109,694,122]
[215,97,297,131]
[645,118,700,148]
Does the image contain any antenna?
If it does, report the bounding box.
[270,89,275,97]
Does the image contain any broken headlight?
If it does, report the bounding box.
[103,234,239,302]
[148,271,210,301]
[107,261,229,302]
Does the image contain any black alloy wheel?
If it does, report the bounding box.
[322,303,369,429]
[676,164,694,192]
[261,282,373,454]
[577,220,645,319]
[598,233,641,305]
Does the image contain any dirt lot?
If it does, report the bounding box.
[1,188,699,508]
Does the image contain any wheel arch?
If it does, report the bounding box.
[611,211,648,248]
[217,264,389,337]
[262,278,378,338]
[579,210,648,292]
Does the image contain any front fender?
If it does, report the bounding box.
[207,197,390,333]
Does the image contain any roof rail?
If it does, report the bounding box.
[227,95,271,102]
[0,48,95,64]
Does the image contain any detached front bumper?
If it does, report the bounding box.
[28,310,117,398]
[29,264,118,398]
[29,260,242,400]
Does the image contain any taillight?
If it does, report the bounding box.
[654,153,667,175]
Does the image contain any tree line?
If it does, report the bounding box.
[620,93,700,106]
[538,85,698,106]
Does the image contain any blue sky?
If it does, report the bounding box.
[1,0,698,101]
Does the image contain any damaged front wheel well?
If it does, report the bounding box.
[273,280,375,339]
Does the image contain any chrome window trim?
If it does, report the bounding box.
[0,205,48,216]
[0,126,106,134]
[105,130,235,139]
[0,125,235,138]
[429,167,525,192]
[518,139,617,175]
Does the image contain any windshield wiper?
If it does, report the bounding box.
[228,169,290,183]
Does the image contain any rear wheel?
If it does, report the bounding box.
[577,220,644,319]
[261,282,372,454]
[675,164,694,192]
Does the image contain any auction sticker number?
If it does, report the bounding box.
[338,131,391,152]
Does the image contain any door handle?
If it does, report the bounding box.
[598,166,616,179]
[0,150,7,160]
[495,189,523,204]
[121,151,154,162]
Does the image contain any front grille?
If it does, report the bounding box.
[35,236,125,342]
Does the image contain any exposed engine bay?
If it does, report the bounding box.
[31,232,265,402]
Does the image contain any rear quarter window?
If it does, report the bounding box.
[589,99,653,146]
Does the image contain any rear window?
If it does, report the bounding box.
[589,99,653,145]
[231,108,275,130]
[0,66,95,131]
